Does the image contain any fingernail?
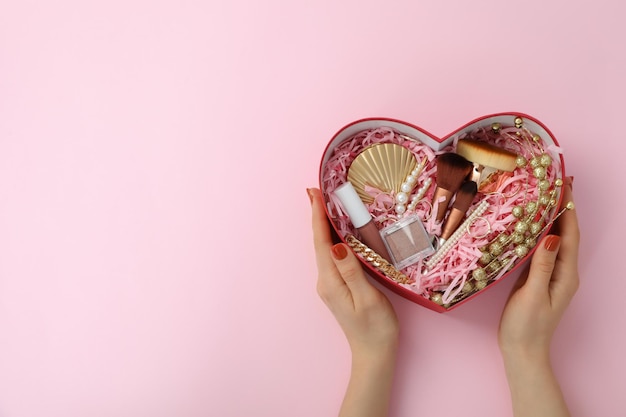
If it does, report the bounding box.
[544,235,561,252]
[306,188,314,204]
[331,243,348,260]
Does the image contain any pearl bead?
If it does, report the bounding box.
[473,267,487,281]
[401,182,412,193]
[406,175,416,185]
[526,201,538,214]
[540,153,552,167]
[516,155,527,168]
[530,222,542,235]
[514,117,523,128]
[538,179,550,191]
[512,206,524,218]
[512,232,525,244]
[533,166,547,179]
[396,192,408,205]
[515,245,529,257]
[395,204,406,215]
[515,221,529,234]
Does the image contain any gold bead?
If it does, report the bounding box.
[525,237,537,248]
[475,280,487,290]
[515,245,529,257]
[431,293,444,305]
[555,178,564,187]
[515,221,529,234]
[512,232,525,244]
[516,155,527,168]
[538,179,550,191]
[540,153,552,167]
[532,134,541,143]
[512,206,524,218]
[473,267,488,281]
[538,194,550,206]
[514,117,523,128]
[498,234,510,244]
[566,201,575,210]
[526,201,538,214]
[462,281,474,293]
[530,156,541,168]
[533,166,547,179]
[491,122,502,133]
[487,260,500,273]
[530,222,542,235]
[489,242,504,256]
[479,251,492,265]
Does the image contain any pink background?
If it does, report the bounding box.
[1,1,624,416]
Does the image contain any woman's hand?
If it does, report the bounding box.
[308,187,398,417]
[498,177,579,417]
[499,177,580,358]
[308,187,399,356]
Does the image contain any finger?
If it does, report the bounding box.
[550,180,580,306]
[309,188,336,268]
[330,243,379,309]
[524,234,561,294]
[555,179,580,257]
[309,188,348,297]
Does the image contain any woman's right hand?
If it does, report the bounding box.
[498,177,580,358]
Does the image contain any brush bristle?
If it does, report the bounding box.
[436,153,473,191]
[456,139,517,171]
[452,181,478,211]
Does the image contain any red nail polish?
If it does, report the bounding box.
[544,235,561,252]
[331,244,348,260]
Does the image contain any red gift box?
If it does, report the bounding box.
[319,113,566,313]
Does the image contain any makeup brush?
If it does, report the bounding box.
[439,181,478,245]
[432,153,473,221]
[456,139,517,185]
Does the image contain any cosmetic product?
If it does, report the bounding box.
[380,215,435,269]
[425,200,490,270]
[347,143,417,204]
[333,182,392,262]
[439,181,478,245]
[456,139,517,192]
[432,153,473,222]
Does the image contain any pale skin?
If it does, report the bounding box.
[308,177,579,417]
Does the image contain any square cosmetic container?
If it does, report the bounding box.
[380,215,435,270]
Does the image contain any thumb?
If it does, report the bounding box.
[330,243,377,306]
[524,234,561,293]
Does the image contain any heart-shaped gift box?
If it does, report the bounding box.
[319,113,565,312]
